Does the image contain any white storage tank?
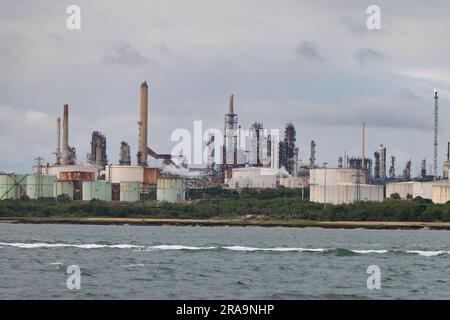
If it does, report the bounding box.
[386,182,414,199]
[310,183,383,205]
[228,167,278,189]
[105,165,144,183]
[412,181,434,200]
[157,177,185,202]
[310,168,367,185]
[432,184,450,204]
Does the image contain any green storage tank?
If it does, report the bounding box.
[157,177,185,202]
[26,175,56,199]
[120,182,141,201]
[54,181,74,200]
[82,181,112,201]
[0,175,18,200]
[15,174,28,198]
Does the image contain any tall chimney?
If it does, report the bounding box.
[228,94,234,114]
[62,104,69,165]
[139,81,148,167]
[56,117,61,165]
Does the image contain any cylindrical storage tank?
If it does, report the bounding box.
[82,181,112,201]
[105,165,144,184]
[26,175,56,199]
[15,174,28,198]
[53,181,74,200]
[157,177,185,202]
[0,175,18,200]
[432,185,450,204]
[120,182,141,201]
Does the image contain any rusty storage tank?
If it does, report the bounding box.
[144,167,160,185]
[111,183,120,201]
[60,171,95,181]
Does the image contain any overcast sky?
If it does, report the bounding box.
[1,0,450,175]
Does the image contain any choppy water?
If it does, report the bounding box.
[0,224,449,299]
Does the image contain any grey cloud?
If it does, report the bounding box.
[45,32,62,41]
[103,40,148,67]
[295,40,324,62]
[281,93,430,131]
[355,47,386,67]
[341,16,366,34]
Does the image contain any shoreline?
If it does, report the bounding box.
[1,217,450,230]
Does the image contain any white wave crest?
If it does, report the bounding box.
[0,242,144,249]
[149,245,216,250]
[120,263,145,268]
[223,246,327,252]
[406,250,448,257]
[351,250,389,254]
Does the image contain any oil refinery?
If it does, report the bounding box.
[1,83,450,205]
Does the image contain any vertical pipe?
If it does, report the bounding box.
[229,94,234,114]
[140,81,148,167]
[447,134,450,161]
[362,122,365,169]
[56,117,61,165]
[62,104,69,166]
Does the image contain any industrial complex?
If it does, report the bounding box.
[1,83,450,205]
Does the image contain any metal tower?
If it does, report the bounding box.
[434,90,438,180]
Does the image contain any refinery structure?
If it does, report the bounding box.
[2,82,450,205]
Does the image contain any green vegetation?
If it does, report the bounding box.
[0,187,449,222]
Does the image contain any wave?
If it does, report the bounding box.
[0,242,144,249]
[406,250,449,257]
[120,263,145,268]
[148,245,216,250]
[1,242,448,257]
[350,250,389,254]
[222,246,327,252]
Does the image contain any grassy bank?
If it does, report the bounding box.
[1,216,450,230]
[0,187,449,222]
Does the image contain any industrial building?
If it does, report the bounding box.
[279,122,297,175]
[2,83,448,206]
[88,131,107,169]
